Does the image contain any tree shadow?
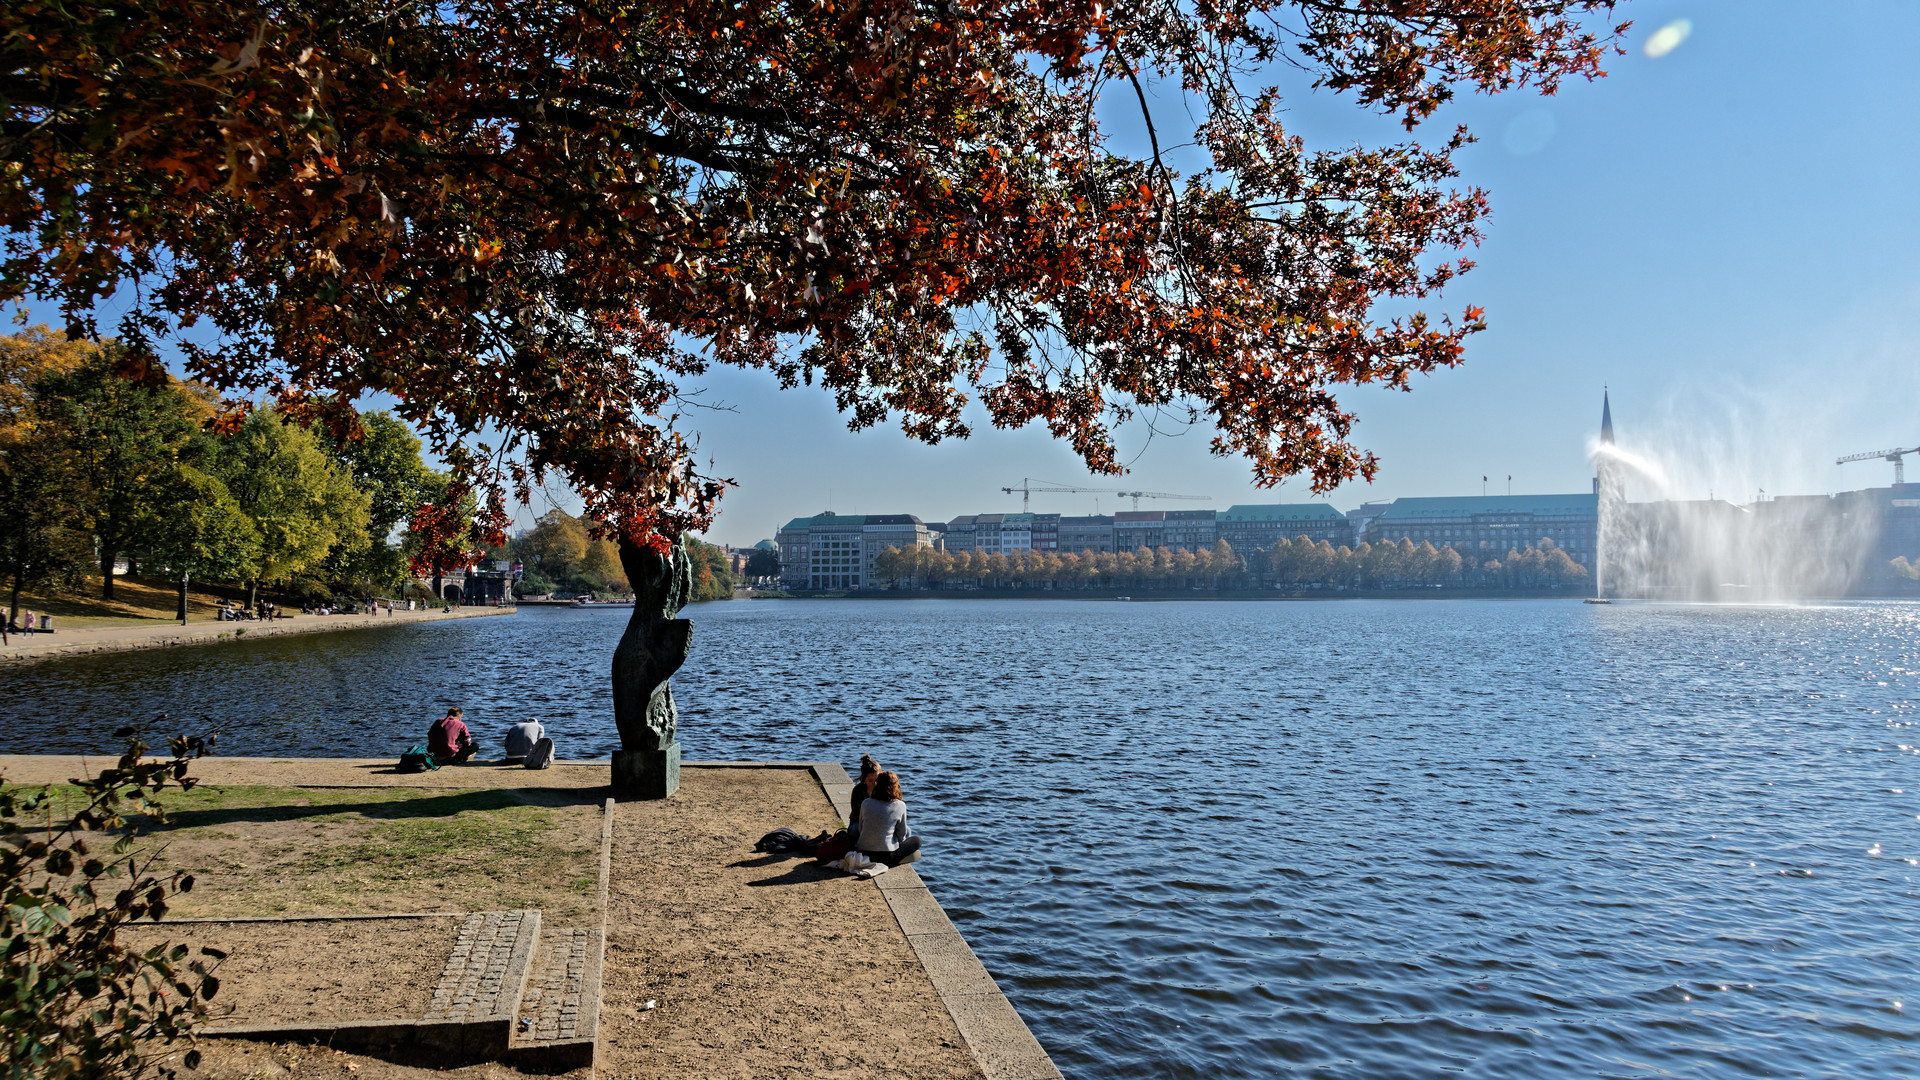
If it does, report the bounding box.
[141,787,605,832]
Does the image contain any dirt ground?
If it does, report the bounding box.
[601,768,983,1080]
[3,759,993,1079]
[122,918,461,1025]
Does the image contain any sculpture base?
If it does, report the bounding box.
[612,744,680,799]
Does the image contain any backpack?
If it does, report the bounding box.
[523,736,555,770]
[814,831,854,863]
[397,744,438,773]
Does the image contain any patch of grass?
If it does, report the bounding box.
[23,782,603,920]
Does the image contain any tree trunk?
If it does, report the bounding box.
[177,572,190,624]
[100,547,117,600]
[247,579,259,612]
[6,569,18,643]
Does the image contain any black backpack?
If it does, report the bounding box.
[397,744,438,773]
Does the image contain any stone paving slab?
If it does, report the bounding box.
[521,927,591,1041]
[425,910,539,1023]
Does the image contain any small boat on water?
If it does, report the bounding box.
[1583,597,1612,604]
[572,598,635,607]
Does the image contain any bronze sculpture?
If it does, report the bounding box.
[610,533,693,797]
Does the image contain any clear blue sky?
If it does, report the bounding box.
[668,1,1920,545]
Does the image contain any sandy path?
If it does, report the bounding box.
[601,767,983,1080]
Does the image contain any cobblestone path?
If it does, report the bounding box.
[425,911,527,1021]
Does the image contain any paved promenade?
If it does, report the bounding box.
[0,605,514,666]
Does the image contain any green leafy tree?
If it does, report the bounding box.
[143,464,262,621]
[209,411,370,607]
[743,547,782,581]
[686,537,735,602]
[32,349,206,601]
[0,726,221,1080]
[327,412,435,594]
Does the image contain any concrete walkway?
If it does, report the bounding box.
[0,605,514,666]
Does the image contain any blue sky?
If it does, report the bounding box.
[663,1,1920,545]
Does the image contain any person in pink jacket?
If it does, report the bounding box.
[428,706,476,764]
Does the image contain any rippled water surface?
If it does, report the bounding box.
[7,599,1920,1077]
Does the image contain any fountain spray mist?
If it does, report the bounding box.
[1589,396,1879,602]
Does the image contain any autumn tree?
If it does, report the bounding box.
[5,0,1624,554]
[0,329,95,623]
[522,510,591,581]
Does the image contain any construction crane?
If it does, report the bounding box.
[1114,490,1211,510]
[1836,445,1920,488]
[1000,478,1211,512]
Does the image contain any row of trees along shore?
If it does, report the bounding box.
[0,328,450,619]
[872,537,1590,591]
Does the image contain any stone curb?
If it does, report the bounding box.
[799,761,1063,1080]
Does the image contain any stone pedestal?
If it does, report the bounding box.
[612,743,680,799]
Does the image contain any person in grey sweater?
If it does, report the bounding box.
[855,771,923,867]
[503,718,545,764]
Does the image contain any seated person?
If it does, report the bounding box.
[428,706,477,764]
[848,754,881,842]
[503,718,545,765]
[855,771,923,867]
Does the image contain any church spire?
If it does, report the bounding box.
[1600,388,1614,446]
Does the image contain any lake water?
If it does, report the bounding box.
[5,599,1920,1078]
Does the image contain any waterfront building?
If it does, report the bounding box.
[1217,504,1352,551]
[776,511,930,589]
[1368,493,1599,568]
[997,513,1033,553]
[1058,515,1114,553]
[861,514,932,581]
[1345,501,1392,544]
[942,515,975,553]
[1164,509,1217,549]
[1030,513,1061,552]
[972,513,1004,553]
[1113,510,1165,551]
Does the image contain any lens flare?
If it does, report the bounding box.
[1645,18,1693,58]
